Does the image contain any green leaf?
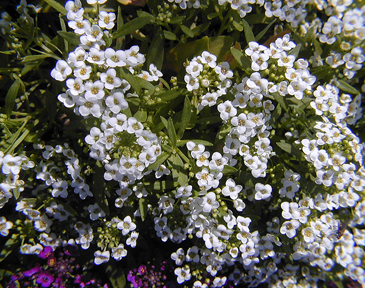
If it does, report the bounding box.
[255,18,276,42]
[336,79,360,95]
[5,76,21,118]
[105,264,126,288]
[147,30,164,70]
[177,97,192,139]
[0,237,20,263]
[311,65,332,80]
[92,163,109,215]
[43,0,67,14]
[222,165,238,174]
[242,19,255,44]
[112,13,154,39]
[161,117,177,147]
[207,13,219,20]
[230,47,251,69]
[192,23,210,36]
[171,154,187,186]
[57,31,80,46]
[119,67,141,95]
[165,36,234,73]
[157,89,183,101]
[163,30,177,41]
[288,43,302,58]
[169,16,186,24]
[272,92,288,112]
[147,151,170,171]
[180,25,194,38]
[139,198,148,221]
[176,139,213,147]
[21,54,57,63]
[134,109,147,122]
[276,140,302,159]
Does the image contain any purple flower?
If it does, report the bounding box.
[36,271,55,287]
[138,265,147,276]
[23,266,41,277]
[39,246,53,259]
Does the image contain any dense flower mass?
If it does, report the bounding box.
[0,0,364,287]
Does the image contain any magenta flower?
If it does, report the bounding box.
[36,271,54,287]
[138,265,147,276]
[23,266,41,277]
[39,246,53,259]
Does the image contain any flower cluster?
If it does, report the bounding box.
[7,245,109,288]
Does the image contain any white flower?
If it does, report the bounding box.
[280,220,300,238]
[66,77,85,96]
[222,178,242,200]
[0,216,13,236]
[126,231,139,247]
[171,248,185,265]
[68,18,91,35]
[254,183,272,200]
[100,68,122,90]
[185,74,199,91]
[51,60,72,81]
[73,64,92,80]
[186,60,203,78]
[94,250,110,265]
[175,266,191,284]
[200,51,217,68]
[85,24,104,42]
[201,192,219,213]
[117,216,136,235]
[65,0,84,21]
[176,185,193,198]
[88,203,105,221]
[98,11,115,30]
[51,180,68,198]
[218,100,237,121]
[112,244,127,260]
[86,47,105,65]
[215,62,233,81]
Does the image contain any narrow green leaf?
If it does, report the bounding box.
[192,23,210,36]
[5,77,21,118]
[139,198,148,221]
[272,92,288,112]
[176,139,213,147]
[119,67,141,95]
[7,128,30,155]
[207,13,219,20]
[230,47,251,69]
[288,43,302,58]
[92,163,109,215]
[180,25,194,38]
[112,14,154,39]
[313,39,322,55]
[169,16,185,24]
[177,97,192,140]
[337,79,360,95]
[242,19,255,44]
[0,237,20,263]
[255,18,276,42]
[147,30,164,70]
[105,265,126,288]
[168,118,177,147]
[171,154,185,186]
[222,165,238,174]
[147,151,170,171]
[57,31,80,46]
[43,0,67,14]
[163,30,177,41]
[157,89,183,101]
